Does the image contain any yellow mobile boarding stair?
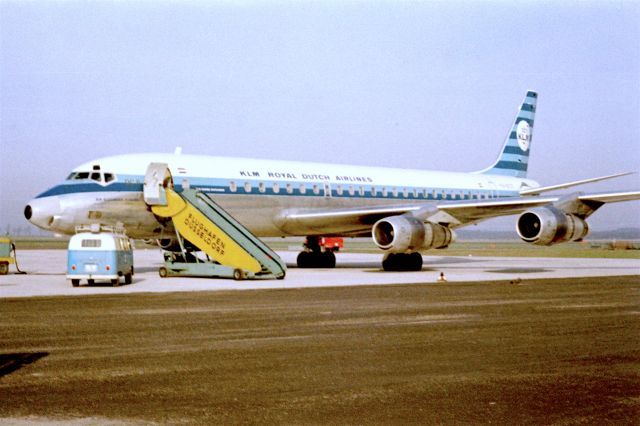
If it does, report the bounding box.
[144,163,286,280]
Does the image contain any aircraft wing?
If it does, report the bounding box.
[277,191,640,235]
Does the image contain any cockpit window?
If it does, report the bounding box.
[65,171,116,184]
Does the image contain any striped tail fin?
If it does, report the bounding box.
[478,90,537,178]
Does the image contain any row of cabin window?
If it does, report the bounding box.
[227,181,497,200]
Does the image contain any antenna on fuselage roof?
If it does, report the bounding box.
[174,147,183,155]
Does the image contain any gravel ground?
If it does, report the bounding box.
[1,276,639,424]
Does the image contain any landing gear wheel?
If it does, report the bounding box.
[71,279,80,287]
[233,269,244,281]
[382,253,423,272]
[296,250,336,268]
[125,273,132,284]
[321,251,336,268]
[159,267,168,278]
[88,279,95,286]
[297,251,312,268]
[112,278,120,287]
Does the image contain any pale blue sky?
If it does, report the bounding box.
[1,1,639,233]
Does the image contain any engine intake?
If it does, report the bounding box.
[517,206,589,246]
[372,216,454,252]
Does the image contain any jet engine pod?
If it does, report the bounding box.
[517,206,589,246]
[372,216,454,252]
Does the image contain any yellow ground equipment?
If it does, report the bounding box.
[0,238,25,275]
[144,163,286,280]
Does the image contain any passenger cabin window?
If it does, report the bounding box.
[299,184,307,195]
[312,184,320,195]
[244,182,252,193]
[336,185,343,196]
[229,181,237,192]
[259,182,266,193]
[81,239,101,248]
[286,183,293,194]
[272,182,280,194]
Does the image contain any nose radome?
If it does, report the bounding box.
[24,196,62,231]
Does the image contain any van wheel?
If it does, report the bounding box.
[71,279,80,287]
[233,269,244,281]
[0,262,8,275]
[159,267,168,278]
[125,273,132,284]
[111,278,119,287]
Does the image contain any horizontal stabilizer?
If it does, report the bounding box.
[520,172,635,196]
[578,191,640,204]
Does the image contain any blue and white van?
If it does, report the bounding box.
[67,225,134,287]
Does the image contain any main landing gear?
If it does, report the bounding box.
[382,252,423,272]
[296,236,336,268]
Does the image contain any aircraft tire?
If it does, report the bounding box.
[159,267,168,278]
[233,269,244,281]
[382,253,423,272]
[125,273,132,285]
[71,279,80,287]
[322,251,336,268]
[297,251,312,268]
[111,278,119,287]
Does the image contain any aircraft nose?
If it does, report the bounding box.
[24,197,61,230]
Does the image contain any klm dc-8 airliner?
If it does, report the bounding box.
[24,91,640,271]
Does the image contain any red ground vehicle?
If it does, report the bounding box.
[319,237,343,252]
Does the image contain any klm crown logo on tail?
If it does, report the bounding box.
[479,90,537,178]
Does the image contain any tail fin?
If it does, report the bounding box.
[477,90,537,178]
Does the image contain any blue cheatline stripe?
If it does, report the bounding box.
[35,177,523,202]
[36,182,142,198]
[502,146,530,156]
